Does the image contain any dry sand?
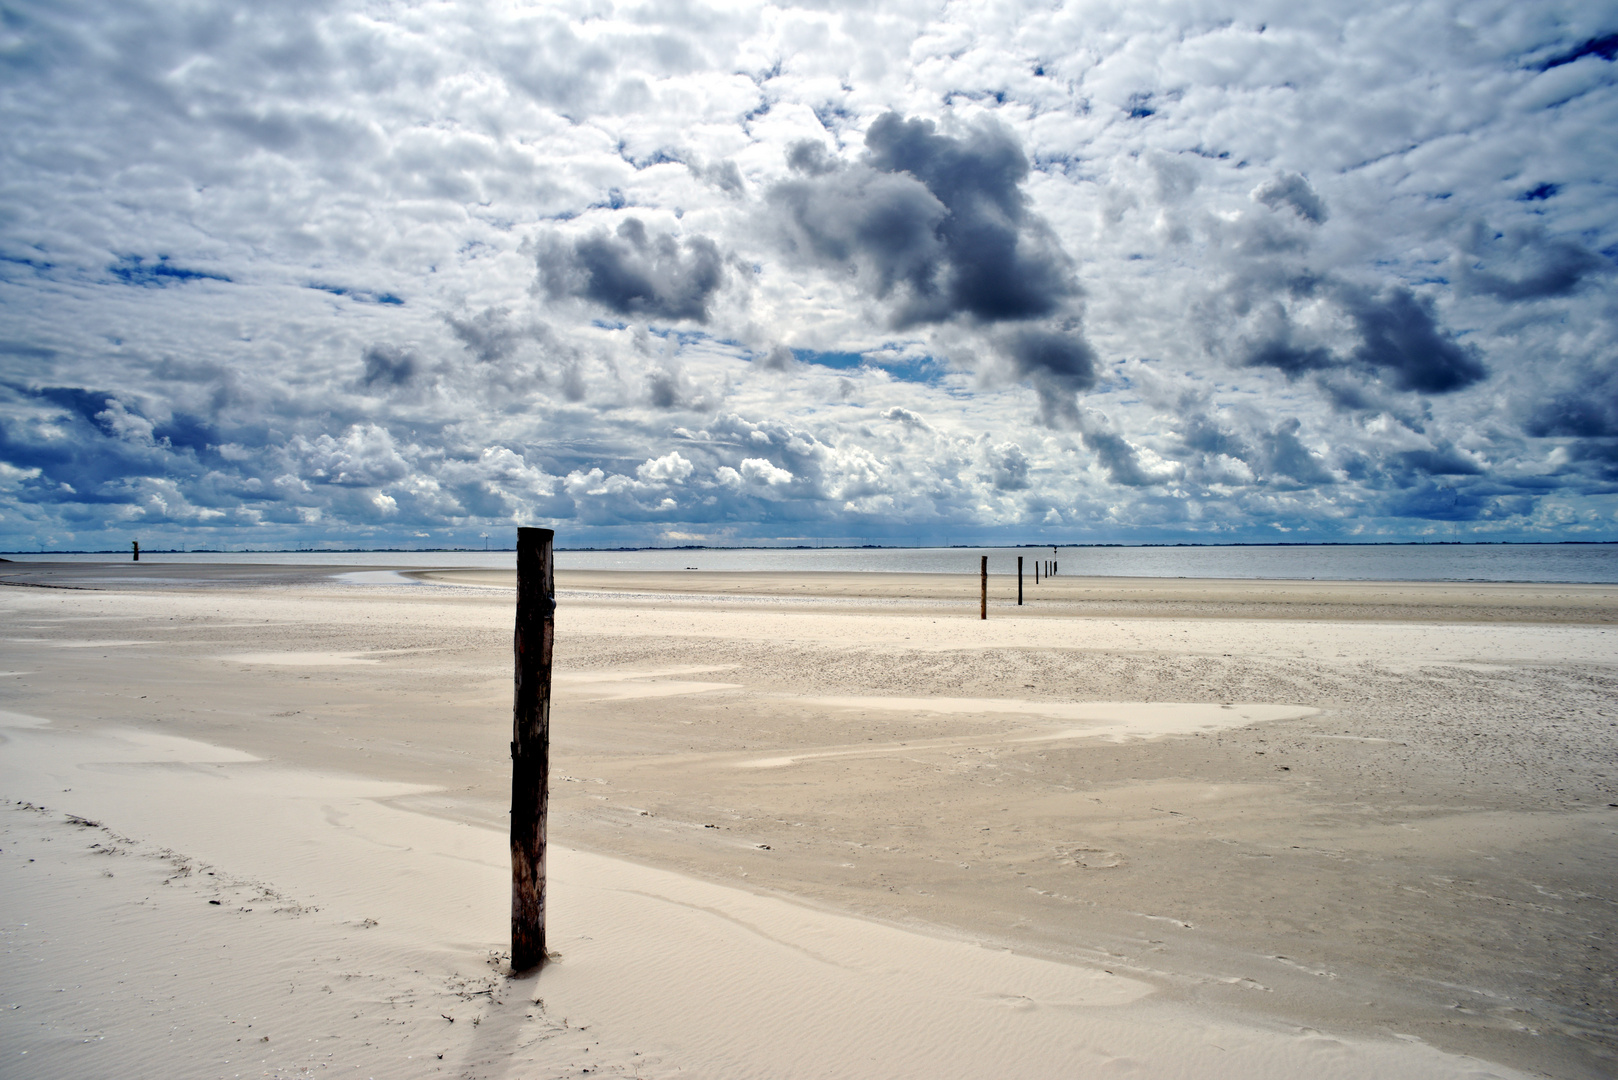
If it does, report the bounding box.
[1,561,1615,1078]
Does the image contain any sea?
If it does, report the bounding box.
[6,544,1618,584]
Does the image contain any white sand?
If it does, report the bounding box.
[3,717,1523,1080]
[2,564,1614,1078]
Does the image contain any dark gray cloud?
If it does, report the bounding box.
[770,113,1076,328]
[360,345,421,388]
[1264,419,1335,485]
[1252,174,1328,225]
[539,219,724,323]
[1344,286,1487,393]
[1527,371,1618,438]
[1081,428,1156,487]
[444,307,557,368]
[1075,412,1176,488]
[1524,367,1618,480]
[1242,335,1335,378]
[1395,447,1483,477]
[1455,223,1610,300]
[756,344,796,372]
[1000,327,1098,427]
[1242,285,1486,395]
[785,141,838,176]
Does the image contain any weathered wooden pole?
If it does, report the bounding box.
[511,526,555,973]
[132,540,139,562]
[1035,561,1039,584]
[980,555,987,620]
[1017,556,1023,605]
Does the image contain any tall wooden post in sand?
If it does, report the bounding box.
[511,527,555,973]
[132,540,139,562]
[980,555,987,620]
[1017,556,1023,605]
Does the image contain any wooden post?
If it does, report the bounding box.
[980,555,987,620]
[1017,556,1023,605]
[511,527,555,973]
[1035,561,1039,584]
[132,540,139,562]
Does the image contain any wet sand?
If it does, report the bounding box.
[1,561,1614,1077]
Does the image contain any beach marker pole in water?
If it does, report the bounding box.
[512,526,555,973]
[1018,556,1023,605]
[132,540,139,562]
[980,555,987,620]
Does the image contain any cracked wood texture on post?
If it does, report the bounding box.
[511,527,554,972]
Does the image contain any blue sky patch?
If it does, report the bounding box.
[109,255,229,287]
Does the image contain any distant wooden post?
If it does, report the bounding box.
[1017,556,1023,605]
[132,540,139,562]
[511,527,555,973]
[1035,561,1039,584]
[980,555,987,620]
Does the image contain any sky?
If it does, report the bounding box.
[1,0,1615,551]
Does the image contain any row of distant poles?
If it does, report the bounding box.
[980,549,1059,620]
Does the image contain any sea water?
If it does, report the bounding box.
[7,544,1617,584]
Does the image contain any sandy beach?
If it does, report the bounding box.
[2,561,1615,1079]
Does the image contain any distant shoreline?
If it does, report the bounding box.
[6,539,1617,556]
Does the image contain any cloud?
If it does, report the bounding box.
[538,218,724,323]
[984,441,1031,490]
[1252,174,1329,225]
[755,344,797,372]
[293,425,412,488]
[0,1,1613,547]
[446,308,532,365]
[739,457,793,485]
[1240,285,1486,395]
[690,158,745,196]
[999,327,1099,426]
[360,345,421,388]
[1264,419,1334,485]
[769,112,1076,329]
[1342,286,1488,394]
[637,450,694,483]
[1454,222,1610,301]
[1079,415,1179,488]
[1527,371,1618,439]
[881,405,931,430]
